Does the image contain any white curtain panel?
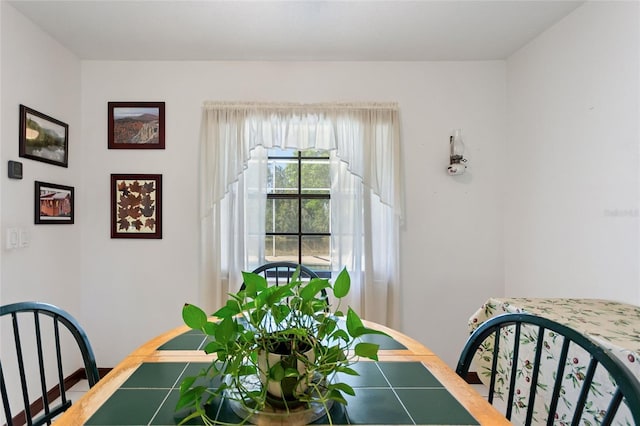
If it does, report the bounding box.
[199,102,403,327]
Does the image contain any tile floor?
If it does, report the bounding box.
[469,383,489,398]
[67,379,91,401]
[49,379,90,422]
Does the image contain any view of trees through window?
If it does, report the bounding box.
[266,149,331,275]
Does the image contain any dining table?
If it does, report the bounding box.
[54,318,509,425]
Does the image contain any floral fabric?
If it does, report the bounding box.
[468,298,639,425]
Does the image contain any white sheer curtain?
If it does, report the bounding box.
[199,102,403,327]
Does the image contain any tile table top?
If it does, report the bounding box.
[54,319,509,425]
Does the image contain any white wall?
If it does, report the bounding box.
[0,1,83,420]
[80,60,506,367]
[0,2,82,324]
[505,1,640,301]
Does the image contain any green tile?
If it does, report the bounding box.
[86,389,169,425]
[122,362,187,388]
[332,321,406,350]
[151,389,214,425]
[344,388,413,424]
[178,362,223,389]
[395,388,479,425]
[378,361,442,388]
[334,361,388,388]
[359,333,406,350]
[158,334,207,350]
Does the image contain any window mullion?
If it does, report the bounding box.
[297,151,302,265]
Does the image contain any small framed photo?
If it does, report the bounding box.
[111,174,162,239]
[20,105,69,167]
[35,181,74,224]
[108,102,165,149]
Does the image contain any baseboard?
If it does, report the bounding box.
[8,367,111,426]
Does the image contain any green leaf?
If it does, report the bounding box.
[300,279,331,302]
[226,355,243,374]
[269,362,285,381]
[238,365,257,376]
[336,366,359,376]
[333,268,350,298]
[203,341,224,354]
[273,304,291,323]
[290,265,302,282]
[242,271,268,297]
[225,299,241,315]
[240,329,256,343]
[215,316,235,343]
[330,382,356,396]
[322,345,346,364]
[267,285,294,306]
[175,385,205,410]
[284,367,300,377]
[327,389,348,405]
[311,299,329,313]
[203,321,218,336]
[330,329,350,342]
[300,281,318,301]
[182,304,207,330]
[346,307,365,337]
[355,342,380,361]
[179,375,197,392]
[212,304,236,319]
[360,326,391,337]
[346,307,389,338]
[324,318,337,334]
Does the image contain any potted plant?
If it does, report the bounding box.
[176,266,387,425]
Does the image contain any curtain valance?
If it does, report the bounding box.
[200,101,403,221]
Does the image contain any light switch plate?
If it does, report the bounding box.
[19,229,30,248]
[6,228,18,249]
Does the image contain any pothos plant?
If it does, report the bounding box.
[176,267,388,425]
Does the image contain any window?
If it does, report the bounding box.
[265,148,331,276]
[200,102,402,326]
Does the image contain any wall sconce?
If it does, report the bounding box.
[447,129,467,175]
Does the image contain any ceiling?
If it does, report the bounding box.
[9,0,585,61]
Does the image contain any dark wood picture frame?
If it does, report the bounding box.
[20,105,69,167]
[108,102,165,149]
[35,181,74,224]
[111,174,162,239]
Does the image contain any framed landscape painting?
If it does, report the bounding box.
[35,181,74,224]
[20,105,69,167]
[108,102,165,149]
[111,174,162,239]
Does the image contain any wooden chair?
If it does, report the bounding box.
[456,313,640,426]
[240,261,329,304]
[1,302,99,426]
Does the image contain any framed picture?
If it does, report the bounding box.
[20,105,69,167]
[108,102,165,149]
[111,174,162,239]
[35,181,74,224]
